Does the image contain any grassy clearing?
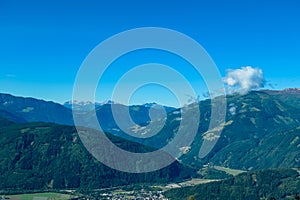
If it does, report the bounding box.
[214,166,246,176]
[6,192,71,200]
[178,178,220,186]
[160,178,221,191]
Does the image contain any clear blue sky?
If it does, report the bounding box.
[0,0,299,106]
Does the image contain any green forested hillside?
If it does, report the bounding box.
[0,120,195,190]
[171,90,300,170]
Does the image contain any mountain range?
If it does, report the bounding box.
[0,93,73,125]
[0,89,299,193]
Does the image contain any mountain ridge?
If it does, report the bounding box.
[1,89,299,172]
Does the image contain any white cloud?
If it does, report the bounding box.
[223,66,265,95]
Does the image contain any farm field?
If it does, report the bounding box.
[6,192,72,200]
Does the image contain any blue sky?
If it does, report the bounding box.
[0,0,299,106]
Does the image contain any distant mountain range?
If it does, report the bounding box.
[63,100,175,112]
[0,93,175,135]
[63,100,104,111]
[0,93,73,125]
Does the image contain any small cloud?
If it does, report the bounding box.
[223,66,265,95]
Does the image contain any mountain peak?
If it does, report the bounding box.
[100,100,115,105]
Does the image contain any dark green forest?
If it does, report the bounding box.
[0,118,195,191]
[165,168,300,200]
